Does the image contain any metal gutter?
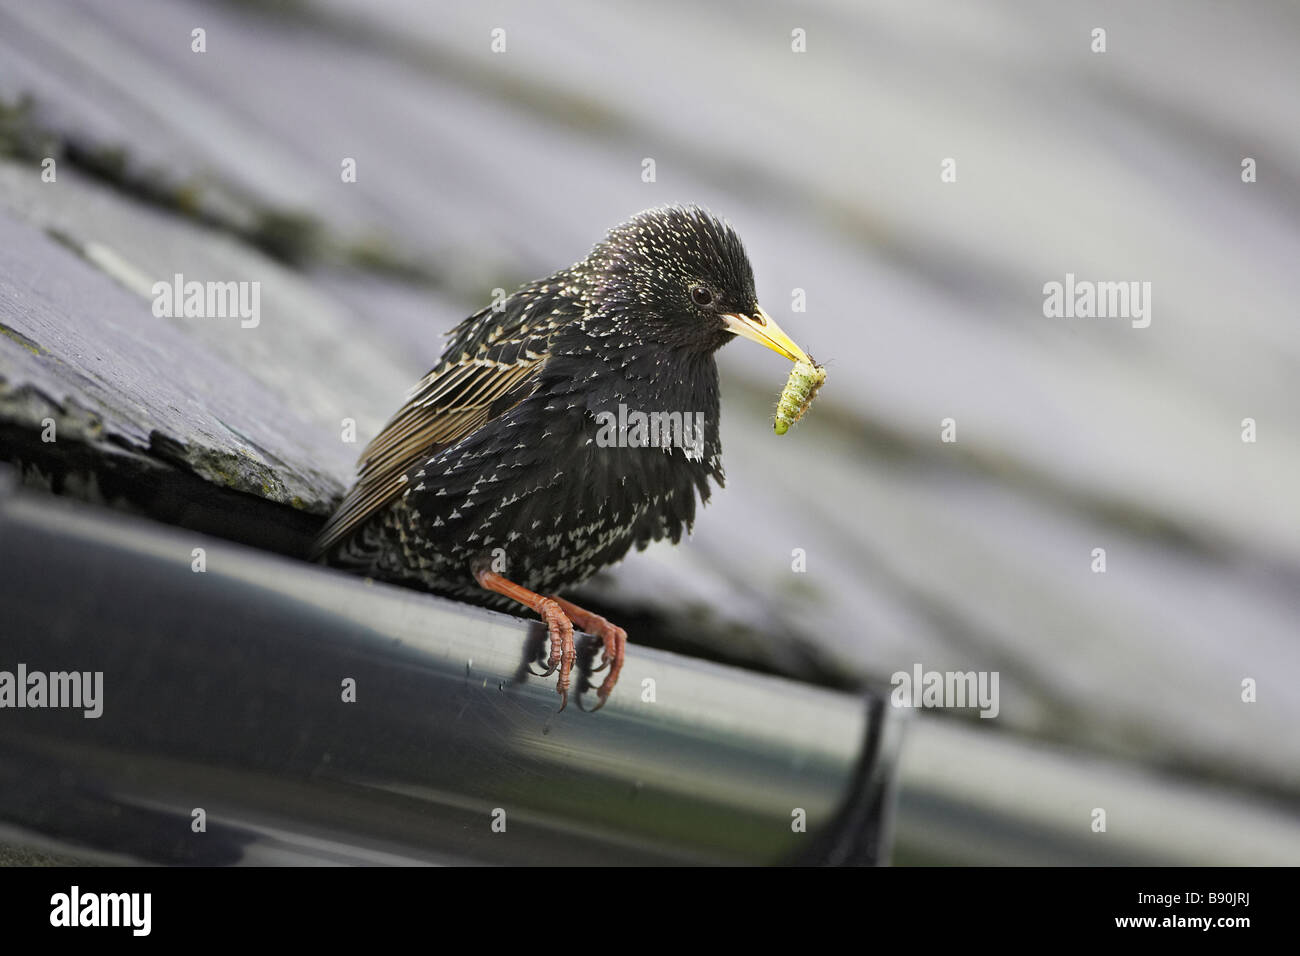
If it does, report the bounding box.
[0,475,899,865]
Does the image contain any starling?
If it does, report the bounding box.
[314,205,811,710]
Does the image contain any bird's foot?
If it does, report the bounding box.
[474,565,578,710]
[535,597,576,710]
[551,597,626,712]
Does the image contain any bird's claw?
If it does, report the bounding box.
[536,597,575,710]
[576,626,625,711]
[533,596,626,712]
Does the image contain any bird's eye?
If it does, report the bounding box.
[690,285,715,307]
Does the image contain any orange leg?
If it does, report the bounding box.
[474,567,576,710]
[550,595,626,712]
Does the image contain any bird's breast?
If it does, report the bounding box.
[396,348,724,593]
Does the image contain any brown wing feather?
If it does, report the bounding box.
[313,281,579,559]
[312,356,544,558]
[356,360,538,475]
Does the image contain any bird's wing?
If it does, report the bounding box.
[313,283,579,558]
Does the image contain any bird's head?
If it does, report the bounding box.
[583,205,810,363]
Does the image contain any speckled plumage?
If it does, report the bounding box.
[314,206,767,610]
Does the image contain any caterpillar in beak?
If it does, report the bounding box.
[773,359,826,435]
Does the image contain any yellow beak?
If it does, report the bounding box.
[721,306,810,364]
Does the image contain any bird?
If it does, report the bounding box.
[314,205,811,711]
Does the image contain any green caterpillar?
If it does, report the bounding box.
[773,359,826,435]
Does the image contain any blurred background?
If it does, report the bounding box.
[0,0,1297,864]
